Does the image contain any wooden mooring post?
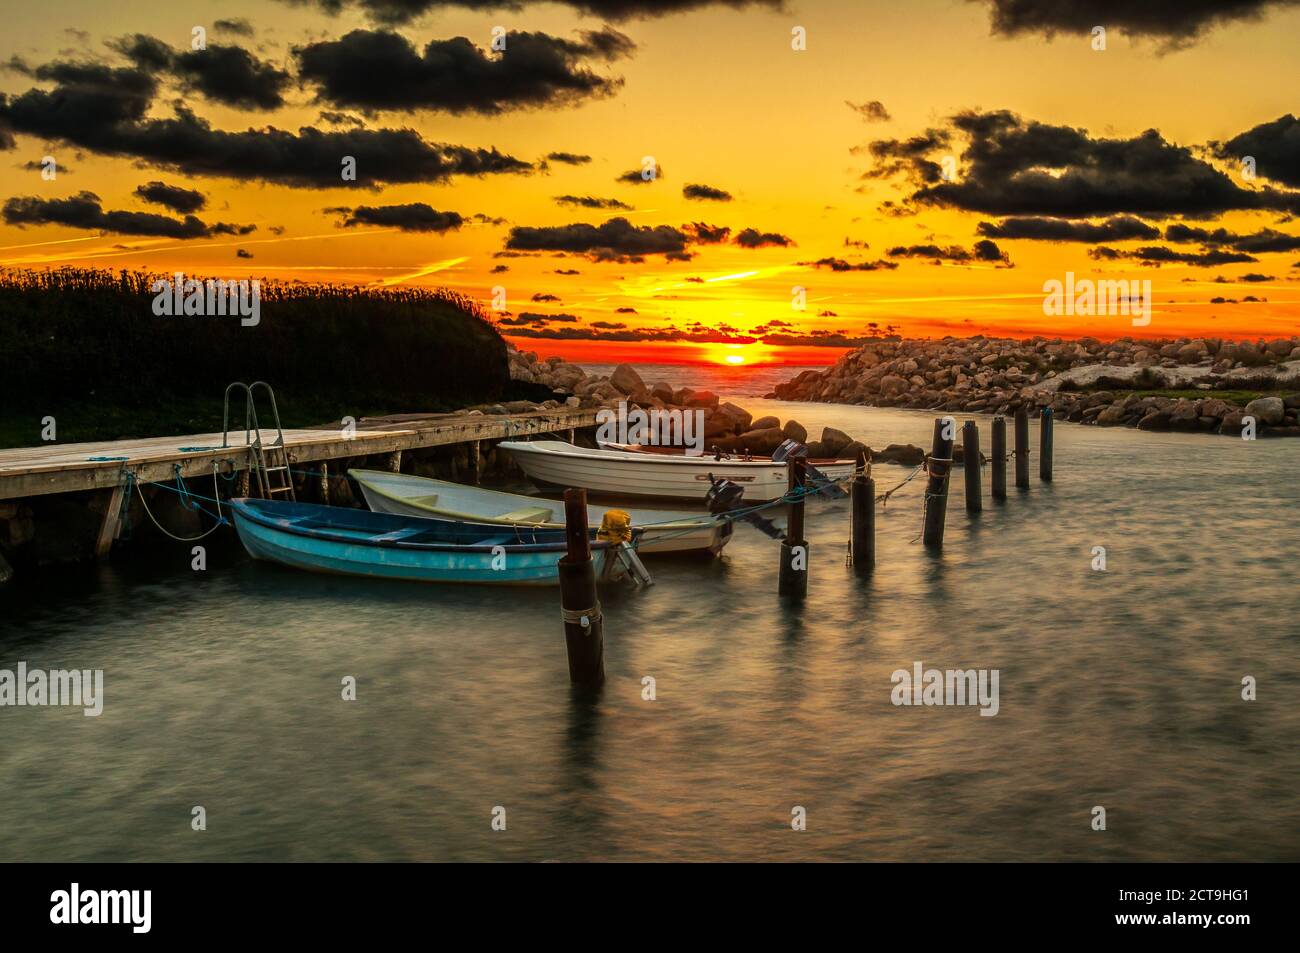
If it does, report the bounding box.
[922,417,955,549]
[1013,408,1030,490]
[1039,407,1054,482]
[778,458,809,598]
[559,488,605,689]
[991,416,1007,501]
[468,440,481,485]
[962,420,982,514]
[849,458,875,575]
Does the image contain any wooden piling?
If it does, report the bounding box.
[922,418,955,549]
[468,440,481,485]
[850,468,875,575]
[1014,408,1030,489]
[962,420,982,513]
[94,483,126,558]
[778,458,809,598]
[319,461,330,504]
[388,450,402,473]
[991,416,1007,501]
[559,488,605,689]
[1039,407,1054,482]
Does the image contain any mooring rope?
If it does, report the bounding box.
[129,462,229,542]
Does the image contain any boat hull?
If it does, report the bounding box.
[499,440,855,502]
[350,469,731,555]
[230,498,623,586]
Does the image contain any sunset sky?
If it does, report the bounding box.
[3,0,1300,365]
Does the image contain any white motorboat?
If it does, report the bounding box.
[350,468,732,555]
[498,440,856,502]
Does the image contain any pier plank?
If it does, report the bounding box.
[0,409,598,500]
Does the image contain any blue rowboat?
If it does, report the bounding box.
[229,498,631,586]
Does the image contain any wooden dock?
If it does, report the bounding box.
[0,407,598,501]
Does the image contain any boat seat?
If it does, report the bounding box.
[497,506,553,523]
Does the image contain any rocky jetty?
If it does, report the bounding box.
[770,335,1300,437]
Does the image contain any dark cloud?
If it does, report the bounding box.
[134,180,206,213]
[332,203,465,231]
[2,190,254,238]
[319,110,365,127]
[504,216,691,262]
[1164,223,1300,253]
[296,28,633,115]
[235,247,254,258]
[531,293,561,302]
[683,183,732,201]
[801,257,898,271]
[589,321,627,329]
[846,100,890,122]
[113,34,291,109]
[972,0,1300,45]
[854,128,951,183]
[733,227,792,248]
[682,222,729,244]
[870,109,1300,219]
[615,306,637,312]
[546,151,592,165]
[616,165,663,184]
[0,62,534,187]
[1089,245,1258,266]
[491,264,509,273]
[1209,114,1300,188]
[977,215,1160,242]
[888,240,1012,265]
[282,0,784,27]
[214,18,256,37]
[554,268,581,274]
[555,194,633,210]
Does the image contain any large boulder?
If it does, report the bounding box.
[750,415,780,431]
[685,389,720,410]
[1244,396,1285,425]
[875,443,925,466]
[782,419,808,444]
[549,363,587,391]
[718,402,753,432]
[650,381,675,403]
[820,427,853,456]
[609,363,648,398]
[732,427,785,455]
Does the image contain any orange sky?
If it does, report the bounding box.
[2,0,1298,367]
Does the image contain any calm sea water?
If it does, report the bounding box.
[2,387,1298,861]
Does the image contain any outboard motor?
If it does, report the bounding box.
[772,439,848,500]
[706,474,784,540]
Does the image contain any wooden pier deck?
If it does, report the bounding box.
[0,407,598,501]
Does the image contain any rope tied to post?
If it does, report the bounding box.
[561,603,602,630]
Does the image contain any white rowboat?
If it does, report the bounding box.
[350,468,732,555]
[498,440,856,502]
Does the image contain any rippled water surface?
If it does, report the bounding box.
[2,401,1298,861]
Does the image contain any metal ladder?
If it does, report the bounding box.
[221,382,296,501]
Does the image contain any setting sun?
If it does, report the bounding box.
[724,354,746,365]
